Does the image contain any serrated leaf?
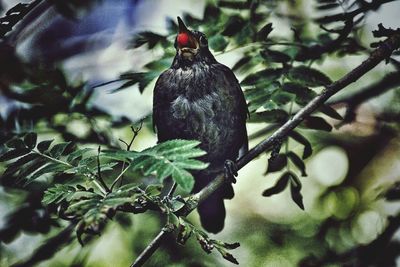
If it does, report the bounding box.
[37,139,54,153]
[262,172,290,197]
[106,140,206,192]
[287,152,307,176]
[245,82,280,112]
[49,142,71,158]
[288,66,332,87]
[172,168,195,192]
[3,153,38,176]
[174,159,209,170]
[15,158,47,184]
[66,148,93,163]
[0,148,30,162]
[27,163,70,184]
[43,184,76,205]
[24,132,37,149]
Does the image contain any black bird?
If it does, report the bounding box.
[153,17,248,233]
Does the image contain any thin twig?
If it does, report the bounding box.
[167,182,177,198]
[130,227,170,267]
[111,121,144,191]
[130,33,400,267]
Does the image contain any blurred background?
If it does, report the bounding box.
[1,0,400,266]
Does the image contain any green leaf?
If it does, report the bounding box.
[241,69,283,86]
[131,31,167,49]
[43,184,76,205]
[303,116,332,131]
[24,132,37,149]
[290,174,304,210]
[319,104,343,120]
[0,148,30,162]
[282,82,316,105]
[260,49,291,63]
[266,153,287,174]
[232,56,252,72]
[66,148,93,163]
[65,183,141,239]
[245,82,280,112]
[262,172,290,197]
[257,23,273,40]
[145,184,163,196]
[221,15,246,36]
[271,91,295,105]
[288,66,332,87]
[49,142,71,158]
[172,168,195,192]
[105,140,207,192]
[218,1,249,9]
[27,163,70,184]
[15,158,47,184]
[116,72,159,93]
[144,57,173,71]
[287,152,307,176]
[37,139,54,153]
[209,34,229,52]
[248,109,289,123]
[5,138,25,149]
[3,153,38,176]
[289,131,313,159]
[174,159,209,170]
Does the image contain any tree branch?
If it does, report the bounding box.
[130,33,400,267]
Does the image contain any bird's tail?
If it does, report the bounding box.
[197,188,226,234]
[193,169,234,233]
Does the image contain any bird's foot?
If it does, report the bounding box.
[224,160,238,184]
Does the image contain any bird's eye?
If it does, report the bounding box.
[199,35,208,47]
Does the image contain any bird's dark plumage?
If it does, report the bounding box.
[153,17,248,233]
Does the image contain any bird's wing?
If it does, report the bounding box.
[217,64,249,157]
[152,71,169,141]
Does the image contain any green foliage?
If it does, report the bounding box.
[0,134,207,244]
[1,0,399,266]
[104,140,208,192]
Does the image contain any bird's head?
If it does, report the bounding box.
[173,17,215,65]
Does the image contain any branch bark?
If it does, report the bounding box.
[130,33,400,267]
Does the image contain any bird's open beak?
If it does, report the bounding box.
[178,16,189,33]
[176,16,199,59]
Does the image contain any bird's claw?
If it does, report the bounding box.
[224,160,238,184]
